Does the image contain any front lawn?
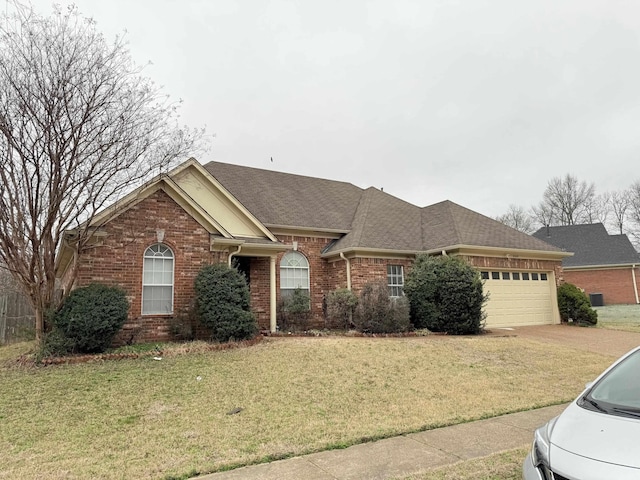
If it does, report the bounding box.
[0,336,612,480]
[595,304,640,332]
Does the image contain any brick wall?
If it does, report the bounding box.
[350,257,414,292]
[564,267,640,305]
[247,236,416,330]
[72,190,570,342]
[74,189,219,344]
[272,235,344,328]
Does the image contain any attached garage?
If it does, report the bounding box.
[481,270,559,328]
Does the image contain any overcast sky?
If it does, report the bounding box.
[27,0,640,217]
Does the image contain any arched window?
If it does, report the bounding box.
[142,243,174,314]
[280,251,309,298]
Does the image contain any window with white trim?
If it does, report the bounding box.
[142,243,174,314]
[387,264,404,297]
[280,251,310,298]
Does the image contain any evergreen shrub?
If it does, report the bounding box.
[404,255,487,335]
[194,263,257,342]
[50,283,129,353]
[557,282,598,325]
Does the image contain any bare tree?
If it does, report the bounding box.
[583,192,610,225]
[627,181,640,247]
[0,4,203,343]
[608,190,630,235]
[531,201,555,230]
[495,204,535,233]
[540,174,596,225]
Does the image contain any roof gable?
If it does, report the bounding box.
[88,159,276,241]
[532,223,640,267]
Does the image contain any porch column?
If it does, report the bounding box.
[270,255,277,332]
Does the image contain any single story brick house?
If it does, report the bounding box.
[533,223,640,305]
[57,159,569,342]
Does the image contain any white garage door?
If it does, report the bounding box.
[481,270,555,327]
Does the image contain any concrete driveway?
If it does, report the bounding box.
[493,324,640,357]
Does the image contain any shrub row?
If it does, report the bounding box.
[49,256,593,357]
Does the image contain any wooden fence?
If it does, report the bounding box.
[0,290,35,344]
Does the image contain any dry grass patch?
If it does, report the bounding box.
[0,341,35,367]
[0,336,611,480]
[397,447,527,480]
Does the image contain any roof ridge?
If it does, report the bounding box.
[443,201,462,245]
[205,160,361,189]
[349,188,376,246]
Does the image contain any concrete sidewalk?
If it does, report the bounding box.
[197,403,566,480]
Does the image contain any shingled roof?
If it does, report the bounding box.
[420,201,561,252]
[532,223,640,267]
[203,161,362,231]
[204,161,562,254]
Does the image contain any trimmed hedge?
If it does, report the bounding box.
[404,254,487,335]
[50,283,129,354]
[194,263,258,342]
[557,282,598,325]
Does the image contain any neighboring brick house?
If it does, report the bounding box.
[533,223,640,306]
[56,159,569,343]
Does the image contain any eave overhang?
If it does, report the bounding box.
[564,262,639,271]
[322,244,572,262]
[267,224,348,239]
[210,236,290,255]
[428,244,572,261]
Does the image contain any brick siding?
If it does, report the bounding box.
[74,189,220,344]
[70,189,567,342]
[564,267,640,305]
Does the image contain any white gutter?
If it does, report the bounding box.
[632,264,639,304]
[228,245,242,267]
[340,252,351,290]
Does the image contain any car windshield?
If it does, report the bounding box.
[581,349,640,417]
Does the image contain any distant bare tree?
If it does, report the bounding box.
[627,181,640,247]
[495,204,535,233]
[539,174,596,226]
[609,190,630,235]
[583,192,610,225]
[531,201,555,229]
[0,4,203,343]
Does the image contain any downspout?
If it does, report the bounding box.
[632,264,639,304]
[228,245,242,267]
[340,252,351,290]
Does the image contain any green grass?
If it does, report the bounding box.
[0,336,613,480]
[595,304,640,332]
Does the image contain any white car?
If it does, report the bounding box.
[523,346,640,480]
